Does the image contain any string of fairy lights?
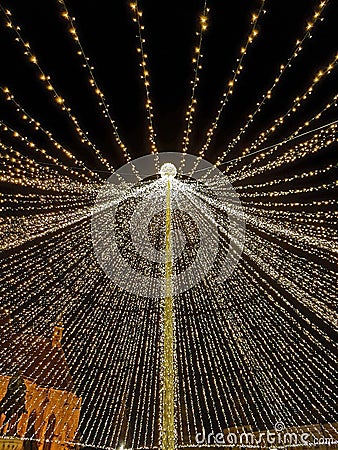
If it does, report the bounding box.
[130,1,158,156]
[0,0,337,449]
[215,0,330,165]
[196,0,267,160]
[181,2,209,156]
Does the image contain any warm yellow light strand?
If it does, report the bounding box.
[198,0,266,159]
[216,0,329,164]
[181,3,210,155]
[130,2,158,155]
[56,0,131,162]
[1,87,101,182]
[244,53,338,154]
[0,6,114,171]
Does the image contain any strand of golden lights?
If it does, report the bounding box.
[0,6,114,171]
[1,189,337,446]
[0,142,93,193]
[215,0,329,165]
[2,219,161,447]
[231,123,337,181]
[244,54,338,154]
[1,155,336,446]
[1,0,337,448]
[0,119,98,185]
[56,0,131,163]
[181,2,210,155]
[130,2,158,155]
[1,87,101,182]
[197,0,267,159]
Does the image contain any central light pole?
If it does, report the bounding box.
[160,163,177,450]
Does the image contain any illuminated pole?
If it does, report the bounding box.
[160,163,176,450]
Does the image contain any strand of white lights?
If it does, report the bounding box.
[224,272,332,430]
[19,284,119,442]
[0,123,101,190]
[232,94,338,176]
[180,186,337,312]
[92,250,151,445]
[0,125,75,181]
[241,209,337,227]
[1,264,98,428]
[1,209,92,251]
[243,208,338,260]
[240,180,336,199]
[0,151,79,192]
[215,0,329,163]
[236,163,335,192]
[175,314,193,443]
[3,237,97,333]
[195,281,271,431]
[109,301,158,448]
[193,282,265,430]
[80,296,150,447]
[0,225,136,442]
[197,0,266,159]
[169,202,258,434]
[182,290,226,434]
[236,261,337,412]
[176,294,210,434]
[121,300,150,447]
[180,2,210,155]
[232,195,337,264]
[218,279,296,426]
[130,2,158,155]
[0,6,114,171]
[241,207,338,242]
[0,234,92,310]
[221,277,335,430]
[230,123,337,181]
[237,267,337,391]
[172,224,197,444]
[1,87,101,182]
[175,302,200,441]
[56,0,131,163]
[243,198,336,209]
[182,178,336,265]
[239,279,337,400]
[178,294,225,437]
[248,231,338,306]
[244,55,338,154]
[218,115,337,178]
[220,298,305,426]
[194,118,337,186]
[0,218,87,285]
[0,143,97,193]
[131,304,159,448]
[244,232,337,317]
[0,137,86,188]
[1,189,97,205]
[244,232,337,327]
[0,193,95,214]
[121,241,163,448]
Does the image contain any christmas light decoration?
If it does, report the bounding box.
[0,1,337,449]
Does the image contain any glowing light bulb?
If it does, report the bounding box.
[160,163,177,179]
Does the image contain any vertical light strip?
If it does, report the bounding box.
[162,178,175,450]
